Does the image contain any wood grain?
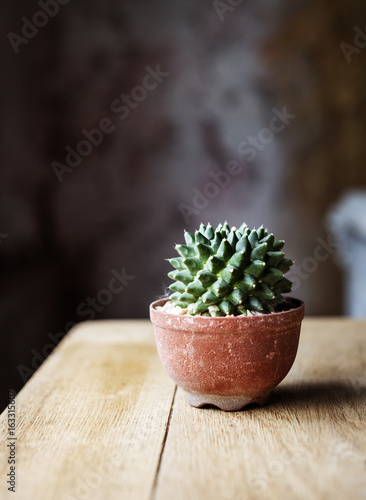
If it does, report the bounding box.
[154,319,366,500]
[0,318,365,500]
[0,321,176,500]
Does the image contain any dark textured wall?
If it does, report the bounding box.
[1,0,366,408]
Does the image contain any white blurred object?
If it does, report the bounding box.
[327,190,366,317]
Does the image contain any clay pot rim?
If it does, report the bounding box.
[150,296,304,324]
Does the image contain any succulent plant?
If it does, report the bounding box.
[167,222,293,316]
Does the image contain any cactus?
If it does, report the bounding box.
[167,222,293,316]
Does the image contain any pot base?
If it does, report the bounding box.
[183,390,271,412]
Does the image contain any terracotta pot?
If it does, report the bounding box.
[149,297,304,411]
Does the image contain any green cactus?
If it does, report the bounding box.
[167,222,293,316]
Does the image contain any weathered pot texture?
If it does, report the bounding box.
[149,297,304,411]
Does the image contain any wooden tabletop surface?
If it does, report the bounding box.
[0,318,365,500]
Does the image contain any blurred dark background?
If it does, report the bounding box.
[1,0,366,409]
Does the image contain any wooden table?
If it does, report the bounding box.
[1,319,365,500]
